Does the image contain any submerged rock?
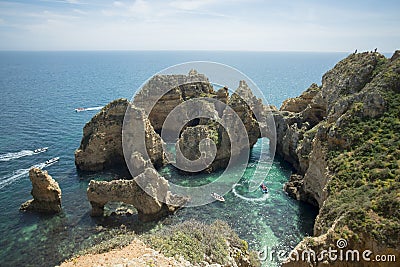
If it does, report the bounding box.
[20,168,62,213]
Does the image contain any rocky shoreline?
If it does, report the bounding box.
[276,51,400,266]
[68,51,399,266]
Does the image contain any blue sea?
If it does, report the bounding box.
[0,51,347,266]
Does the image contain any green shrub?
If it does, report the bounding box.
[142,220,259,266]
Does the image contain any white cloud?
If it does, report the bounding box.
[73,8,87,15]
[113,1,124,7]
[169,0,214,11]
[0,0,399,51]
[39,0,84,5]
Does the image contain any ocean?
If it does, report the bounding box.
[0,51,346,266]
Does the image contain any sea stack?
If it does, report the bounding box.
[20,168,62,213]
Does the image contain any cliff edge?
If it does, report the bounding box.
[276,51,400,266]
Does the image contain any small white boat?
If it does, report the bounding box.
[33,147,48,154]
[75,107,85,112]
[211,192,225,202]
[45,157,60,165]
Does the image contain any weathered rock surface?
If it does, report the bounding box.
[87,167,188,221]
[123,104,166,170]
[282,218,399,267]
[133,70,267,172]
[133,69,214,134]
[277,51,400,266]
[174,79,265,172]
[281,83,320,113]
[75,99,165,172]
[75,98,129,171]
[75,72,265,174]
[20,168,62,213]
[229,80,261,147]
[274,52,389,206]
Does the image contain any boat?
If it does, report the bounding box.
[260,183,269,194]
[75,107,85,112]
[211,192,225,202]
[45,157,60,165]
[33,147,48,153]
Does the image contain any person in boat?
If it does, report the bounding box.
[260,183,268,192]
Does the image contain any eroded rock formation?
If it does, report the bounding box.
[20,168,62,213]
[275,51,389,207]
[75,99,129,171]
[87,167,188,221]
[75,99,165,172]
[276,51,400,266]
[75,70,273,222]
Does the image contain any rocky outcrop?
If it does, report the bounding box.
[282,218,399,267]
[174,79,264,172]
[132,70,266,172]
[229,80,261,147]
[281,83,320,113]
[278,51,400,266]
[75,99,165,172]
[20,168,61,213]
[87,167,188,221]
[275,52,388,206]
[75,98,129,171]
[123,104,166,170]
[133,69,214,135]
[75,72,265,174]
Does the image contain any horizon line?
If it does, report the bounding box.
[0,49,394,53]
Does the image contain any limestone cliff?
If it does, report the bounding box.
[75,72,264,174]
[75,98,165,172]
[20,168,62,213]
[173,80,264,173]
[277,51,400,266]
[75,98,129,171]
[133,69,213,135]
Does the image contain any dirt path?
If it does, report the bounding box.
[59,239,193,267]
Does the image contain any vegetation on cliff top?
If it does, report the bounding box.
[322,54,400,246]
[143,220,260,266]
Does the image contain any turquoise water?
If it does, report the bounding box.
[0,51,345,266]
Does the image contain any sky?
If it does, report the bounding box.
[0,0,399,52]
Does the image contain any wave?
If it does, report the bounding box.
[231,183,269,202]
[0,148,48,162]
[0,158,59,190]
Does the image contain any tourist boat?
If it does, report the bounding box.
[45,157,60,165]
[211,192,225,202]
[75,107,85,112]
[260,183,269,194]
[33,147,48,153]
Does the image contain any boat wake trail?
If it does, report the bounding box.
[0,148,48,162]
[0,158,59,190]
[75,106,104,112]
[231,183,269,202]
[0,150,33,161]
[85,106,103,111]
